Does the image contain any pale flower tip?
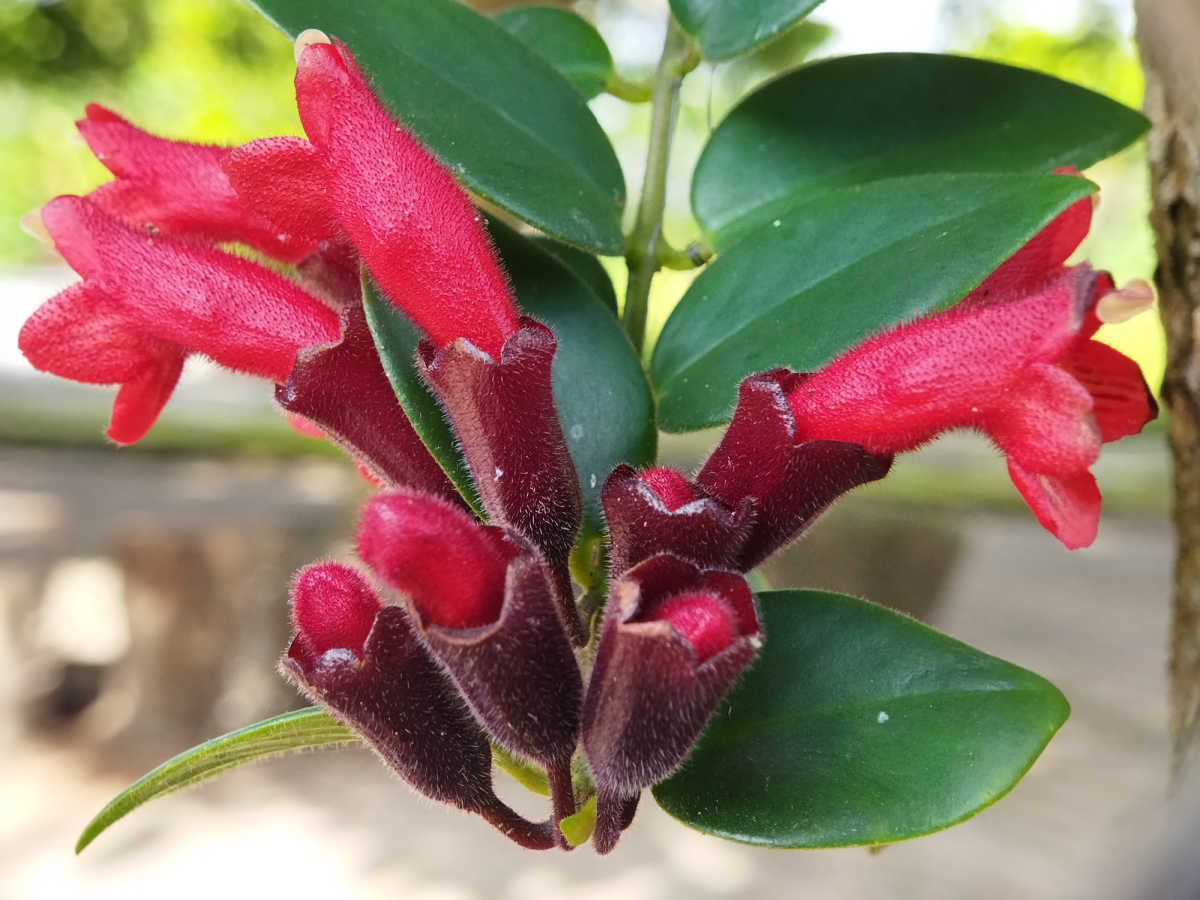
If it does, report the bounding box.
[294,28,331,64]
[1096,278,1155,324]
[19,207,52,246]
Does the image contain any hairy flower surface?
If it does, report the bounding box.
[784,193,1156,548]
[20,195,340,443]
[294,36,519,359]
[78,103,316,262]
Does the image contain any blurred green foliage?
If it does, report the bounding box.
[0,0,298,263]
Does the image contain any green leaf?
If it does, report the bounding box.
[366,221,655,532]
[250,0,625,254]
[670,0,825,61]
[651,172,1094,431]
[692,52,1149,242]
[363,277,484,514]
[652,590,1069,847]
[489,219,657,535]
[531,236,619,316]
[494,6,613,100]
[77,708,356,853]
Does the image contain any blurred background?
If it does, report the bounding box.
[0,1,1179,897]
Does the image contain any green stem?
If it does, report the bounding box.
[605,70,653,103]
[622,16,695,355]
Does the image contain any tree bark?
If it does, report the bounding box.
[1136,0,1200,779]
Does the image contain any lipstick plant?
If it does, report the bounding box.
[26,0,1156,856]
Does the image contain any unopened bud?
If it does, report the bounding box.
[358,491,515,629]
[290,562,381,659]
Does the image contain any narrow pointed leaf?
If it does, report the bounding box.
[693,52,1148,242]
[653,590,1069,847]
[495,6,614,100]
[77,707,356,853]
[250,0,625,253]
[670,0,826,61]
[651,172,1095,431]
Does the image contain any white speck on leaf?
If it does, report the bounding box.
[570,424,584,441]
[772,219,781,228]
[493,467,503,482]
[877,711,890,724]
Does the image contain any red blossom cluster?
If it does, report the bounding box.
[19,32,1155,852]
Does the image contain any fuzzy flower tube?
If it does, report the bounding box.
[780,189,1156,549]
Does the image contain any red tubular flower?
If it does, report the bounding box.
[785,260,1155,549]
[293,36,519,359]
[283,562,555,850]
[19,195,341,443]
[77,104,315,262]
[581,554,761,854]
[358,491,584,843]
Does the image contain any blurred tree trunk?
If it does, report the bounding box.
[1136,0,1200,780]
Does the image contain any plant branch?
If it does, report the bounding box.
[622,16,695,355]
[605,70,653,103]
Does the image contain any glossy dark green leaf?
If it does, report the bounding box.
[494,6,613,100]
[531,236,619,316]
[362,277,484,513]
[651,172,1094,431]
[490,219,657,536]
[250,0,625,253]
[653,590,1069,847]
[366,222,655,534]
[77,708,356,853]
[693,52,1148,242]
[670,0,825,61]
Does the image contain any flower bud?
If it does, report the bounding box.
[358,491,516,629]
[357,492,584,841]
[581,554,761,853]
[281,562,554,849]
[601,464,753,577]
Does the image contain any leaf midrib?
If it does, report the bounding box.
[699,685,1060,751]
